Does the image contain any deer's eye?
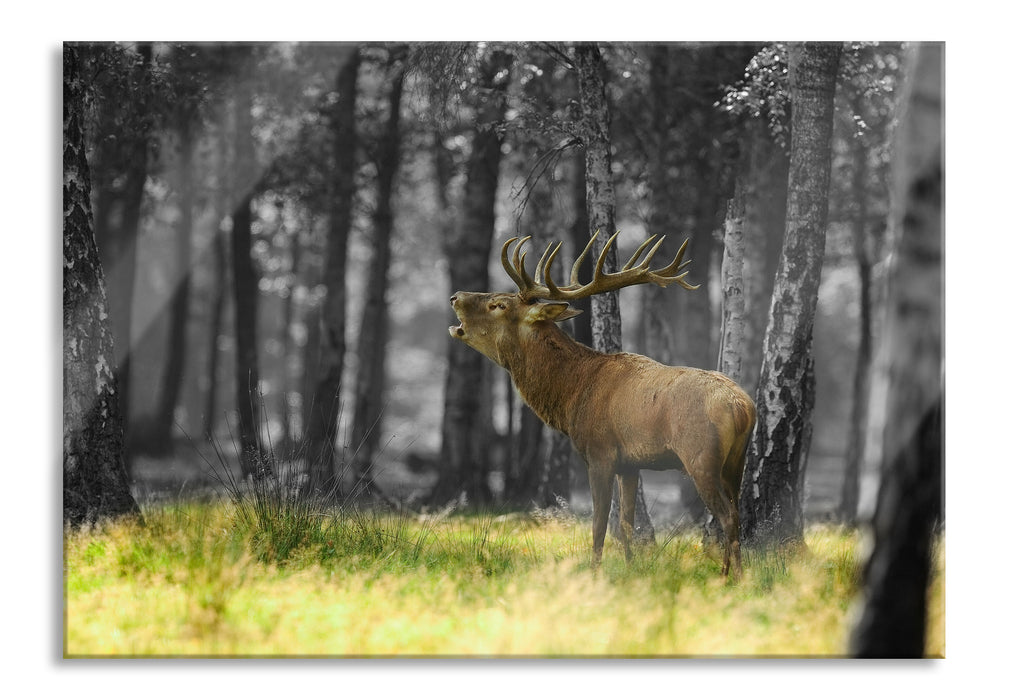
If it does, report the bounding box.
[489,301,504,311]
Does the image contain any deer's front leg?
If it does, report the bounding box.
[617,470,639,563]
[587,465,615,568]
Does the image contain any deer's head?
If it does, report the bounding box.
[449,291,580,367]
[449,231,699,368]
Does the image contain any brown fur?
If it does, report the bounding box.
[449,291,755,577]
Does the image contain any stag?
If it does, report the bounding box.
[448,231,755,577]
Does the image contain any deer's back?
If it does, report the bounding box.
[570,353,754,468]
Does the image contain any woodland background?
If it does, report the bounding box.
[66,41,909,527]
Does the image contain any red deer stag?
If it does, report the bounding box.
[448,231,755,577]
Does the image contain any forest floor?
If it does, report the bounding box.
[64,501,945,657]
[64,444,942,658]
[127,439,873,529]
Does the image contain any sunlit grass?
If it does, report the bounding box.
[63,502,944,657]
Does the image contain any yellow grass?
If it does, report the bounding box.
[63,504,944,657]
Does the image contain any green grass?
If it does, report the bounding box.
[63,501,944,657]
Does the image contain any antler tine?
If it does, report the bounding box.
[541,242,565,293]
[511,236,538,289]
[533,241,557,284]
[500,237,527,289]
[622,234,659,271]
[653,238,689,273]
[518,250,537,289]
[591,230,620,282]
[638,235,667,268]
[651,238,700,290]
[569,229,601,287]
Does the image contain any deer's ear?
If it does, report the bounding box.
[528,301,582,323]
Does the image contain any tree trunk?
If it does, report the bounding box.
[506,405,545,507]
[304,48,360,490]
[90,43,152,472]
[574,43,654,544]
[202,224,228,438]
[300,271,323,453]
[536,154,588,508]
[63,44,141,526]
[152,114,195,452]
[673,163,717,369]
[718,174,747,385]
[349,46,407,494]
[278,213,300,451]
[641,44,740,373]
[202,127,232,439]
[740,42,841,547]
[739,118,789,398]
[850,42,943,658]
[838,92,873,526]
[574,44,621,355]
[432,47,514,507]
[699,170,750,544]
[231,82,267,479]
[640,44,681,368]
[538,430,573,509]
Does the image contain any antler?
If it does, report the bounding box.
[501,230,700,302]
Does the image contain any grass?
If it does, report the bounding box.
[63,499,945,657]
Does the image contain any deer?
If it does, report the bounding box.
[448,231,756,577]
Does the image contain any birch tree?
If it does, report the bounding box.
[740,42,842,546]
[718,175,747,385]
[86,43,153,471]
[63,44,142,526]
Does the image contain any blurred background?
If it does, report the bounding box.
[75,41,905,526]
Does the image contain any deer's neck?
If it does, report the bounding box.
[504,323,601,436]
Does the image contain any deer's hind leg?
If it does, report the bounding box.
[719,434,750,578]
[721,433,749,513]
[688,449,743,579]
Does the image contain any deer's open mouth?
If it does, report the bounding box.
[449,310,466,338]
[449,295,467,338]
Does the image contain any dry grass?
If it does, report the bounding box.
[63,503,944,657]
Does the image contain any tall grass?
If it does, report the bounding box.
[68,411,944,656]
[182,401,389,567]
[63,499,943,657]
